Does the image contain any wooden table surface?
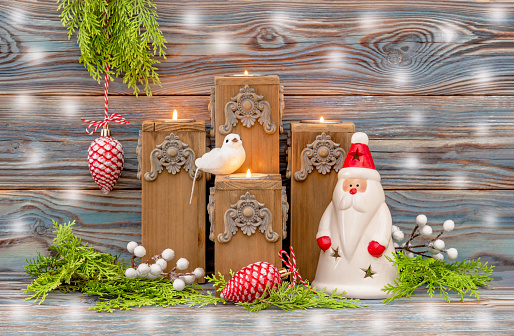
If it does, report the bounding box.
[2,271,513,336]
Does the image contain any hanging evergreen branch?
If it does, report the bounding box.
[57,0,167,96]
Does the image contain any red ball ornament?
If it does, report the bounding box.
[221,261,282,303]
[87,128,124,194]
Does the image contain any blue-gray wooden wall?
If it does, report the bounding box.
[1,1,513,278]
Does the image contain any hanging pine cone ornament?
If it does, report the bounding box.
[87,128,124,194]
[221,261,282,303]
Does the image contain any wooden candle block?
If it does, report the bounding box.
[140,120,206,280]
[209,174,287,280]
[287,121,355,283]
[210,75,283,174]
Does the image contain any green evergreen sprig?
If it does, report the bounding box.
[23,221,223,312]
[57,0,167,95]
[205,273,366,312]
[382,252,494,304]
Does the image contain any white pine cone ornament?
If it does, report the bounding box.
[221,261,282,303]
[88,129,124,194]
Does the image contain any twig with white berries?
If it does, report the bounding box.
[391,215,459,261]
[124,242,205,291]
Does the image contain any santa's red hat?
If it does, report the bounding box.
[338,132,381,181]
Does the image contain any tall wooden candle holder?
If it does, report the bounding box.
[210,74,283,174]
[140,120,206,281]
[208,174,287,280]
[287,121,354,283]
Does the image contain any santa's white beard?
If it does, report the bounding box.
[340,191,367,213]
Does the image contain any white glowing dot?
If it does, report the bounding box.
[183,11,200,26]
[394,71,409,85]
[410,110,425,126]
[484,213,497,227]
[327,51,344,68]
[271,12,289,25]
[475,122,489,136]
[64,189,81,201]
[213,36,229,53]
[440,25,456,42]
[475,69,492,83]
[452,175,468,188]
[11,9,26,25]
[359,12,378,29]
[489,7,508,23]
[61,97,79,118]
[405,155,419,169]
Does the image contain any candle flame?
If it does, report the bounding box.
[246,169,251,178]
[244,70,249,76]
[320,116,325,122]
[172,109,178,120]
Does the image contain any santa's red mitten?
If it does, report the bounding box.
[317,236,332,251]
[368,240,386,258]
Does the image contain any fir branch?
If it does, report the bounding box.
[56,0,167,96]
[382,252,494,304]
[206,273,366,312]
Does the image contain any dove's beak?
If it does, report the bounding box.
[231,138,239,143]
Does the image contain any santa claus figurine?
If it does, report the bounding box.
[312,132,397,299]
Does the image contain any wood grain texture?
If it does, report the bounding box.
[290,122,355,282]
[141,121,206,276]
[0,95,512,190]
[1,280,513,335]
[213,174,283,280]
[1,1,514,95]
[0,189,512,276]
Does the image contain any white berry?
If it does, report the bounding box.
[392,230,404,242]
[173,278,186,291]
[180,275,195,285]
[176,258,189,270]
[447,248,458,260]
[428,247,440,254]
[125,267,138,278]
[433,239,445,251]
[146,273,161,280]
[433,253,444,261]
[407,252,415,259]
[150,263,162,276]
[161,248,175,261]
[420,225,432,237]
[193,267,205,279]
[416,214,428,226]
[392,225,399,232]
[133,246,147,258]
[137,263,150,275]
[443,220,455,232]
[155,258,167,270]
[127,241,138,254]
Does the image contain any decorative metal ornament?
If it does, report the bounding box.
[281,186,289,239]
[144,132,201,181]
[218,192,278,243]
[136,130,142,180]
[208,87,216,138]
[279,85,285,134]
[208,187,215,242]
[294,132,346,182]
[219,85,277,135]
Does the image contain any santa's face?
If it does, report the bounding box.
[342,178,367,194]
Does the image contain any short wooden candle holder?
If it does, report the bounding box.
[139,120,206,280]
[208,174,288,280]
[210,75,283,174]
[287,121,355,282]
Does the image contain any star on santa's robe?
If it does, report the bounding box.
[351,148,362,161]
[361,265,376,278]
[331,247,341,259]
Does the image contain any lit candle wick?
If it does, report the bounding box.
[320,116,325,123]
[172,109,178,120]
[244,70,249,76]
[246,169,251,178]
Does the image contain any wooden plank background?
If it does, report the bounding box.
[0,0,513,279]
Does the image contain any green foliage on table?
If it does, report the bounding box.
[57,0,167,95]
[382,252,494,304]
[205,273,366,312]
[23,221,224,312]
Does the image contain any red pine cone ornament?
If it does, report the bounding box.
[221,261,282,303]
[87,130,124,194]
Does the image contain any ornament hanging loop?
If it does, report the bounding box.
[279,246,309,288]
[101,126,111,137]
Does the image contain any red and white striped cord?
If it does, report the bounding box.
[104,62,109,118]
[279,247,310,288]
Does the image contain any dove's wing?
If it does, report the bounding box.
[195,148,223,170]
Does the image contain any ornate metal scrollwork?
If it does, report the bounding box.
[208,187,215,242]
[136,130,142,180]
[219,85,277,135]
[285,130,292,179]
[294,132,346,182]
[279,85,285,134]
[282,186,289,240]
[144,132,201,182]
[218,192,278,243]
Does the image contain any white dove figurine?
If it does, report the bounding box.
[189,134,245,203]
